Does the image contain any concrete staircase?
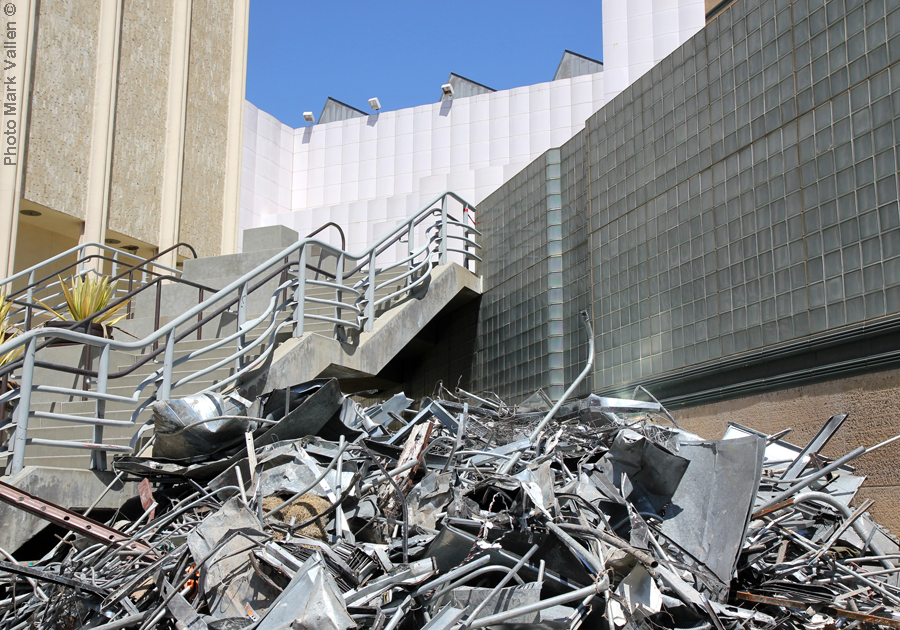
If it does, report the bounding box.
[11,225,423,470]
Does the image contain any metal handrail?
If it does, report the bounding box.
[1,242,190,293]
[0,191,479,474]
[2,242,199,330]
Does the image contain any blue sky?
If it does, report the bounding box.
[246,1,603,129]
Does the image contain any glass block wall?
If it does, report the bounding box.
[474,0,900,405]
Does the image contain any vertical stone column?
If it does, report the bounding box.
[157,0,193,269]
[81,0,123,272]
[220,0,249,256]
[0,0,38,279]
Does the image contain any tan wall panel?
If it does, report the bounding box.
[178,0,232,259]
[13,221,79,280]
[106,0,172,245]
[23,0,100,219]
[676,369,900,536]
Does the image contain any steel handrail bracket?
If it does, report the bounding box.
[0,192,480,474]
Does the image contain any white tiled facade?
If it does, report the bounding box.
[240,73,605,254]
[240,0,708,254]
[602,0,706,102]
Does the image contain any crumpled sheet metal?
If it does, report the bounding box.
[151,392,250,460]
[257,552,355,630]
[659,434,766,584]
[2,379,899,630]
[187,497,278,620]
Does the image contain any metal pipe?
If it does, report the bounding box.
[466,579,609,629]
[460,544,540,628]
[545,521,605,576]
[499,310,594,475]
[791,492,893,570]
[428,564,527,602]
[759,446,866,510]
[412,555,492,597]
[557,523,658,570]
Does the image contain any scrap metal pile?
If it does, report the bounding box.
[1,378,899,629]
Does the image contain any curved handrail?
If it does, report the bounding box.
[0,242,186,291]
[0,191,479,473]
[304,221,346,251]
[0,191,476,357]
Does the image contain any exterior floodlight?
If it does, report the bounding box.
[368,97,381,111]
[303,111,314,123]
[441,83,454,96]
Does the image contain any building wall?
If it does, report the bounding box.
[676,366,900,535]
[107,0,173,245]
[475,0,900,409]
[467,0,900,535]
[179,0,234,260]
[22,0,100,220]
[240,73,607,254]
[2,0,247,276]
[602,0,707,102]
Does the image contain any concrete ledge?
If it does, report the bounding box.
[0,466,141,553]
[243,263,481,397]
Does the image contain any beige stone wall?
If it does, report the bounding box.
[178,0,233,259]
[23,0,100,219]
[106,0,172,245]
[676,369,900,536]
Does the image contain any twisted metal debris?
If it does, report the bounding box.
[1,373,898,629]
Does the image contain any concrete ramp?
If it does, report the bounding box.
[243,262,481,396]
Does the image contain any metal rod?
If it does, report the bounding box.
[460,544,540,628]
[466,579,609,629]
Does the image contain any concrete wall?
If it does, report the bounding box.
[107,0,173,245]
[179,0,234,260]
[4,0,247,276]
[23,0,100,219]
[676,367,900,535]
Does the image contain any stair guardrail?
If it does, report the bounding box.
[1,242,197,330]
[0,192,479,475]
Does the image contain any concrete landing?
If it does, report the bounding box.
[0,466,141,553]
[241,262,482,398]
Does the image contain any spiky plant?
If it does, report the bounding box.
[38,273,131,328]
[0,292,23,369]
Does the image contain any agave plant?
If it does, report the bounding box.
[0,292,23,368]
[38,273,131,327]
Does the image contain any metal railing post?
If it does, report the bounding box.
[197,288,204,340]
[90,344,110,470]
[293,246,307,337]
[111,250,119,286]
[24,271,34,330]
[9,337,37,476]
[407,223,415,288]
[439,195,448,265]
[236,280,249,371]
[159,329,176,401]
[334,252,344,339]
[365,251,376,332]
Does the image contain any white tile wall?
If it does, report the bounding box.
[602,0,705,102]
[241,1,696,256]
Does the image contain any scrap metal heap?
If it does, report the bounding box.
[1,379,899,629]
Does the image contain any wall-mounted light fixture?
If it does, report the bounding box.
[441,83,454,97]
[303,111,315,123]
[368,97,381,111]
